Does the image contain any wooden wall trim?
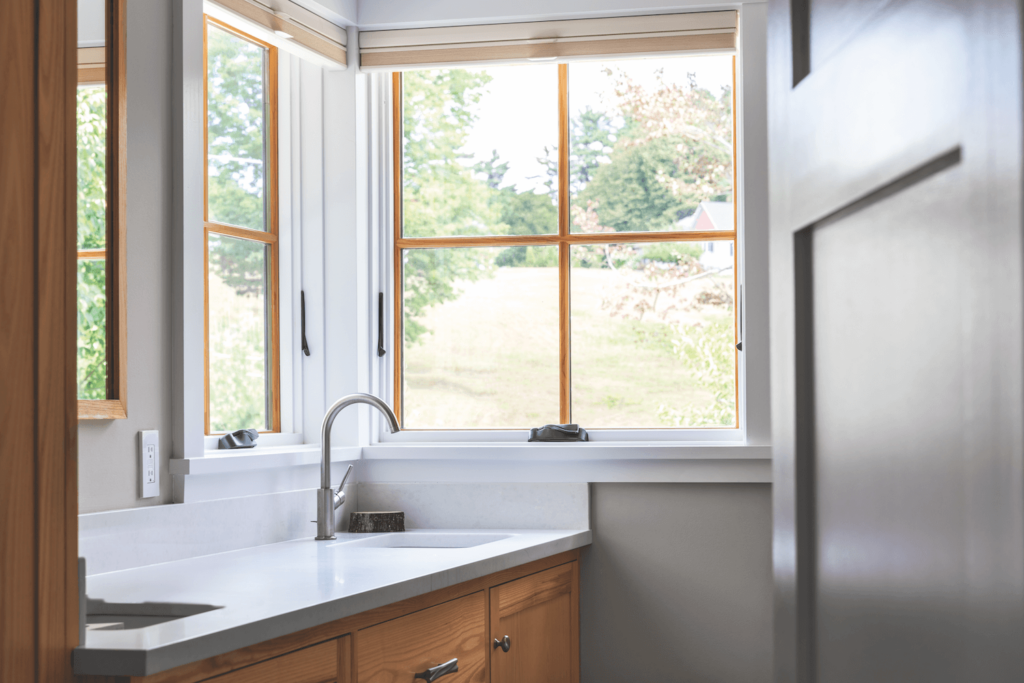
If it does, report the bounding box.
[1,0,79,679]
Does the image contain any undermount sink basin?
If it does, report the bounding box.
[85,599,221,631]
[332,532,512,549]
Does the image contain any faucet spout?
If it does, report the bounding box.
[316,393,400,541]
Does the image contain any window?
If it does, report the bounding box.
[77,0,127,420]
[204,16,280,434]
[393,56,737,430]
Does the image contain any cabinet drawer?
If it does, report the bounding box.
[358,592,486,683]
[204,639,338,683]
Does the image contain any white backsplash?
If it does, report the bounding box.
[79,482,589,576]
[357,482,589,530]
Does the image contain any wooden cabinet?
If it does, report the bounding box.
[489,563,579,683]
[203,640,340,683]
[358,592,486,683]
[78,550,579,683]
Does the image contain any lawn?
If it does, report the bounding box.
[402,266,735,430]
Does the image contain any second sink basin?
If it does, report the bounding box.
[333,532,512,549]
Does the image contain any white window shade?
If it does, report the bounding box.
[359,10,736,71]
[205,0,347,69]
[78,47,105,85]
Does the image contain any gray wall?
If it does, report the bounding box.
[581,484,772,683]
[78,0,175,513]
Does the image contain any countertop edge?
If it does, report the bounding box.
[73,530,592,677]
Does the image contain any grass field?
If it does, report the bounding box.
[402,266,735,430]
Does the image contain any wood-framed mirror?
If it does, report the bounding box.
[77,0,127,419]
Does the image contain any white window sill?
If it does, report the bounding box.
[169,442,772,492]
[361,442,770,461]
[170,444,361,475]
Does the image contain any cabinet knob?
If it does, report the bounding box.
[493,635,511,653]
[414,657,458,682]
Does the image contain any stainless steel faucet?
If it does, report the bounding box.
[316,393,401,540]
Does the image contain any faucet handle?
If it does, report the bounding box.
[333,464,354,510]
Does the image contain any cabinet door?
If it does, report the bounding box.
[490,562,578,683]
[357,592,486,683]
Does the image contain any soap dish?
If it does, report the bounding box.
[349,511,405,533]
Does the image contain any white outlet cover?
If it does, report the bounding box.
[138,430,159,498]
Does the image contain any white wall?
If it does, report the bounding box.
[582,483,772,682]
[79,0,176,513]
[79,3,366,513]
[78,0,105,47]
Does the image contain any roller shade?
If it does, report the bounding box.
[78,47,105,85]
[360,10,736,71]
[206,0,347,68]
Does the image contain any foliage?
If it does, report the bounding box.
[207,266,269,432]
[401,70,507,343]
[577,68,733,233]
[658,316,737,427]
[77,87,108,400]
[540,106,619,200]
[206,25,267,232]
[204,26,273,429]
[599,247,708,322]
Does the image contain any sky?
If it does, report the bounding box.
[458,54,734,194]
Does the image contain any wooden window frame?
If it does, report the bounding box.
[391,59,739,429]
[202,15,282,435]
[78,0,128,420]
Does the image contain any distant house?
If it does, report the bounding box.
[678,201,734,270]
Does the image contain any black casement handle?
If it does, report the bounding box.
[414,657,458,682]
[377,292,386,357]
[300,291,310,357]
[493,635,511,652]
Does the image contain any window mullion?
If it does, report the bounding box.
[558,63,571,424]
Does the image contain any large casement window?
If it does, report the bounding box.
[77,0,127,419]
[203,16,280,434]
[374,11,739,431]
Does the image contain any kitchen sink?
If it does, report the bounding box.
[331,532,512,549]
[85,599,221,631]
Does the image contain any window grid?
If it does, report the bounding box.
[392,59,739,429]
[203,15,281,435]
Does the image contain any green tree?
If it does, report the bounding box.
[658,317,736,427]
[578,69,733,232]
[401,69,506,342]
[206,24,266,232]
[475,146,559,267]
[204,26,275,430]
[76,86,108,400]
[540,106,619,200]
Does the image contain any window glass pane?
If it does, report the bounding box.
[402,65,559,239]
[77,85,106,250]
[568,56,733,235]
[402,246,559,428]
[208,234,271,432]
[77,258,107,400]
[570,240,736,428]
[207,23,268,232]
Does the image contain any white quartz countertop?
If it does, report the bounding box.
[74,529,592,677]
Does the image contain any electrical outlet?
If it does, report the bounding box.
[138,430,159,498]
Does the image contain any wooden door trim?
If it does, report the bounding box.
[1,0,80,679]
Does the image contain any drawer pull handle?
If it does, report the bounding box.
[414,657,458,682]
[493,635,511,653]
